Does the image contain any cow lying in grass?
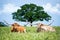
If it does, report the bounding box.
[36,23,56,32]
[11,23,26,33]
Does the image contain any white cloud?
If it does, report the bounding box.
[0,3,20,14]
[42,3,60,14]
[56,3,60,8]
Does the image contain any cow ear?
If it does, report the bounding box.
[41,24,43,26]
[12,24,14,26]
[17,24,20,26]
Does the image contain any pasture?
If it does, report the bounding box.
[0,26,60,40]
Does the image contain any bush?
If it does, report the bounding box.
[0,22,7,27]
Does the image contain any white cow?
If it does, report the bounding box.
[36,23,56,32]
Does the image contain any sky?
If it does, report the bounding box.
[0,0,60,26]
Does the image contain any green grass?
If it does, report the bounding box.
[0,26,60,40]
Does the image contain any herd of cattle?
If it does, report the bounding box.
[11,23,56,33]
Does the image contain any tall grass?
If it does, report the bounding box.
[0,26,60,40]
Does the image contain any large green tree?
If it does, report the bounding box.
[12,4,51,26]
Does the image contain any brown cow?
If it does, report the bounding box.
[11,23,26,33]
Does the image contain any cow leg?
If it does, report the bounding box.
[24,29,26,33]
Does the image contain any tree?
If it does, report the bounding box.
[0,22,7,27]
[12,4,51,26]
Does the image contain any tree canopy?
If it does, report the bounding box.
[12,4,51,26]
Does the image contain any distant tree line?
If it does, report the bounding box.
[0,22,7,27]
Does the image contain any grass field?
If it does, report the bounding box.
[0,26,60,40]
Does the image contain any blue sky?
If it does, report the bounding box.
[0,0,60,26]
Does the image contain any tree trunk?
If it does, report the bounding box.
[30,21,32,27]
[30,23,32,27]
